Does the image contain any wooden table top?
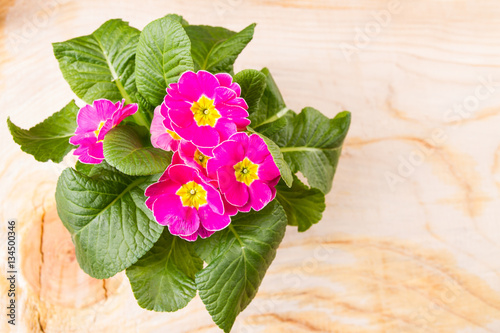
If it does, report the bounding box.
[1,0,500,332]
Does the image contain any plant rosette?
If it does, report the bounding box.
[8,14,351,332]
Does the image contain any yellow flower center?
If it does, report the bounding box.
[175,181,208,209]
[194,149,210,168]
[94,121,106,142]
[234,157,259,186]
[191,95,221,127]
[166,129,181,140]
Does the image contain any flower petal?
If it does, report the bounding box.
[214,118,238,143]
[166,83,183,99]
[213,139,246,165]
[151,107,166,140]
[205,184,224,215]
[216,103,249,119]
[76,105,101,132]
[222,195,239,216]
[199,206,230,231]
[86,141,104,159]
[233,117,251,131]
[179,232,198,241]
[214,86,237,105]
[246,133,270,164]
[164,97,192,111]
[74,147,103,164]
[69,132,97,146]
[190,125,220,148]
[217,165,249,207]
[145,180,180,199]
[197,70,220,99]
[167,164,198,184]
[198,146,214,157]
[215,73,232,88]
[168,106,195,128]
[167,207,201,236]
[145,196,157,210]
[111,102,137,126]
[247,180,273,211]
[258,155,281,182]
[228,97,248,109]
[170,150,184,166]
[180,224,215,241]
[215,73,242,96]
[197,224,215,239]
[93,99,117,120]
[228,132,250,150]
[151,194,195,232]
[178,71,203,101]
[96,119,113,142]
[159,133,180,151]
[178,140,197,163]
[151,194,182,226]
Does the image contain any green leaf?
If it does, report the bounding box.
[233,69,266,115]
[103,125,172,176]
[75,160,118,179]
[276,175,325,232]
[55,168,163,279]
[135,92,155,124]
[252,115,288,137]
[195,200,287,333]
[164,13,189,27]
[185,24,255,74]
[53,19,140,104]
[269,108,351,194]
[250,68,290,128]
[135,16,194,107]
[7,101,79,163]
[126,229,203,312]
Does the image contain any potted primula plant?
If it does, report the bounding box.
[8,14,350,332]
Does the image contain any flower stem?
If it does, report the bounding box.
[131,111,150,129]
[114,79,150,129]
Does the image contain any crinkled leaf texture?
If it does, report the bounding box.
[195,200,287,333]
[75,160,121,180]
[103,125,172,176]
[55,166,163,279]
[126,229,203,312]
[276,175,325,231]
[7,101,79,163]
[269,108,351,194]
[185,24,255,74]
[233,69,266,115]
[135,92,155,124]
[248,67,290,129]
[135,15,194,107]
[53,19,140,104]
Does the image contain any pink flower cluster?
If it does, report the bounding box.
[146,70,281,241]
[69,70,281,242]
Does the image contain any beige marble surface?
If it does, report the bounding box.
[1,0,500,332]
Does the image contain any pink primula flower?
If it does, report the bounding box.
[69,99,137,164]
[178,140,212,177]
[207,132,281,212]
[164,70,250,148]
[150,103,181,151]
[145,164,232,241]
